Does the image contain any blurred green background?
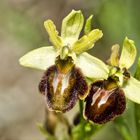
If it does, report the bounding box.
[0,0,140,139]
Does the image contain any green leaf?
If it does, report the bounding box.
[19,46,56,70]
[84,15,93,34]
[123,76,140,104]
[134,103,140,140]
[107,44,120,66]
[72,29,103,54]
[76,52,109,80]
[119,37,137,69]
[44,20,63,50]
[61,10,84,45]
[134,57,140,140]
[114,101,138,140]
[134,57,140,80]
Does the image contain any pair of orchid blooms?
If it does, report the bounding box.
[19,10,140,124]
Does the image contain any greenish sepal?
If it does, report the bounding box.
[61,10,84,45]
[72,29,103,54]
[84,15,93,35]
[76,52,109,79]
[119,37,137,69]
[123,76,140,104]
[44,20,63,50]
[19,46,56,70]
[107,44,120,66]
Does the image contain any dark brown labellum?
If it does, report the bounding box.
[39,65,88,113]
[84,80,126,124]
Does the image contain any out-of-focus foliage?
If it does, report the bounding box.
[0,1,43,47]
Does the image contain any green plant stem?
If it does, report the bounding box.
[78,100,85,140]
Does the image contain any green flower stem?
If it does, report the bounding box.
[78,100,86,140]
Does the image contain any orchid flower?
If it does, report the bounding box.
[19,10,109,113]
[84,37,140,124]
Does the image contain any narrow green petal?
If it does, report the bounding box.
[84,15,93,35]
[119,37,137,69]
[72,29,103,54]
[123,77,140,104]
[107,44,120,66]
[61,10,84,45]
[19,46,56,70]
[44,20,63,50]
[76,52,109,79]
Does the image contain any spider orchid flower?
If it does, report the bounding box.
[19,10,109,113]
[85,37,140,124]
